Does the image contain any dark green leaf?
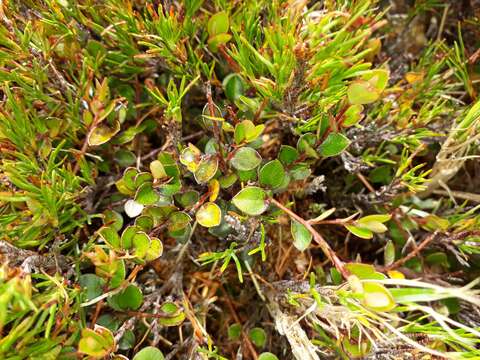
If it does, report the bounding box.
[278,145,299,165]
[249,327,266,348]
[135,182,160,205]
[259,160,285,189]
[318,133,350,157]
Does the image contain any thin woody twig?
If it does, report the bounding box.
[205,81,228,172]
[356,172,375,193]
[141,131,205,161]
[220,285,258,360]
[270,198,350,279]
[386,230,480,271]
[385,231,439,271]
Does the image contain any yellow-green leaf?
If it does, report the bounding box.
[291,220,312,251]
[196,202,222,228]
[150,160,167,179]
[345,224,373,239]
[232,186,268,216]
[347,81,379,105]
[194,157,218,184]
[362,282,396,312]
[88,121,120,146]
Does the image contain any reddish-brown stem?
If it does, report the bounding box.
[205,82,228,173]
[386,230,480,271]
[123,310,174,319]
[356,172,375,193]
[253,97,269,123]
[270,198,350,279]
[90,299,104,327]
[220,285,258,360]
[218,45,240,72]
[309,219,352,226]
[385,231,438,271]
[73,113,101,175]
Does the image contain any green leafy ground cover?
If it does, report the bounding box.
[0,0,480,359]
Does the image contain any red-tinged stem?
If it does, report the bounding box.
[270,198,350,279]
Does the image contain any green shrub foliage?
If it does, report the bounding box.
[0,0,480,359]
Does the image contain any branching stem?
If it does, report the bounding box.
[270,198,349,279]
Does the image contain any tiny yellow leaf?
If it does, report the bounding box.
[196,202,222,228]
[208,179,220,202]
[387,270,405,279]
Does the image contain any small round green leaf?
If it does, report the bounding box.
[297,133,318,159]
[134,172,153,188]
[133,346,164,360]
[362,69,389,92]
[228,323,242,341]
[175,191,200,208]
[88,121,120,146]
[168,212,192,233]
[114,150,136,167]
[145,238,163,261]
[291,220,312,251]
[219,173,238,188]
[79,274,105,301]
[157,152,180,178]
[259,160,285,189]
[237,168,257,182]
[230,147,262,171]
[343,104,364,127]
[78,326,115,358]
[135,215,154,232]
[207,11,230,36]
[249,327,267,348]
[278,145,299,165]
[232,187,268,216]
[122,167,138,191]
[258,353,279,360]
[161,302,180,315]
[135,182,160,205]
[108,284,143,311]
[109,260,126,289]
[98,226,120,249]
[121,225,138,249]
[290,163,311,180]
[180,146,200,172]
[158,302,186,326]
[318,132,350,158]
[103,210,123,231]
[132,232,150,258]
[223,74,244,101]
